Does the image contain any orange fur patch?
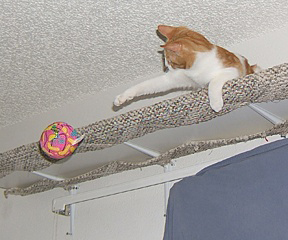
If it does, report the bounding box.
[158,25,213,69]
[245,60,255,74]
[216,46,244,75]
[158,25,256,75]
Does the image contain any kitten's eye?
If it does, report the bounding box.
[170,61,185,69]
[168,60,177,69]
[170,62,178,69]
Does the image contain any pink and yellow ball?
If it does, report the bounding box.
[40,122,79,160]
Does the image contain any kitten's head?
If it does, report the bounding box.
[157,25,213,69]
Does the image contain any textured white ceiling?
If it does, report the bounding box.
[1,0,288,128]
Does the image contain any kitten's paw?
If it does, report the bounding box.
[114,94,127,106]
[114,92,135,106]
[209,100,223,112]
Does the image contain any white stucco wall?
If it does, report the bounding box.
[0,136,284,240]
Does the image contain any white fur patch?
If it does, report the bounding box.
[180,47,239,86]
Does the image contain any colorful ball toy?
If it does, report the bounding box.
[39,122,84,160]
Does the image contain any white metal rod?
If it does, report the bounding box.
[67,204,75,236]
[249,104,285,125]
[52,162,209,213]
[124,141,161,157]
[163,163,174,215]
[66,186,78,236]
[32,171,65,181]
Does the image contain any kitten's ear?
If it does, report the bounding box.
[158,25,175,39]
[161,42,181,53]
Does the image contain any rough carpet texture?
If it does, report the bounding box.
[1,63,288,196]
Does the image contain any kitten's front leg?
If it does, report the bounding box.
[208,82,224,112]
[208,70,238,112]
[114,70,193,106]
[114,75,167,106]
[114,88,138,106]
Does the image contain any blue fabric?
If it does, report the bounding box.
[163,138,288,240]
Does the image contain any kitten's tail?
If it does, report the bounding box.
[251,64,262,73]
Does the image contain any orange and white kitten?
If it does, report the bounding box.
[114,25,260,112]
